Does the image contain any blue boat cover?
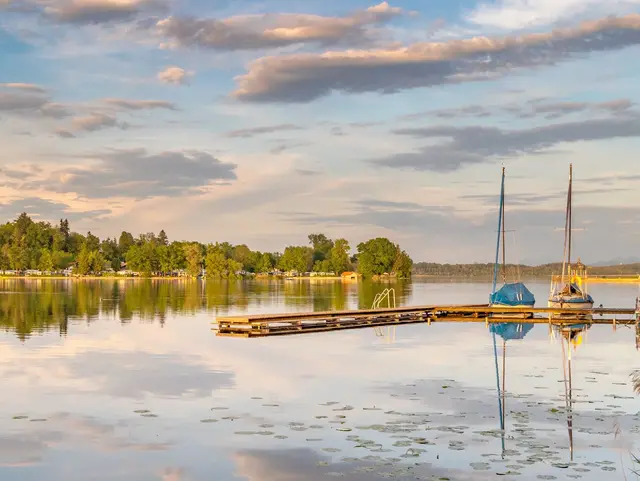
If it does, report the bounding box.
[490,322,534,341]
[489,282,536,307]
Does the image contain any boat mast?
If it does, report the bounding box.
[492,167,506,295]
[502,175,507,284]
[561,164,573,285]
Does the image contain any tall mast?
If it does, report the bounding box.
[502,177,507,284]
[561,164,573,285]
[568,164,573,278]
[492,167,505,295]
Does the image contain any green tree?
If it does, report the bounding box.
[356,237,399,277]
[118,231,135,256]
[329,238,351,274]
[125,241,158,276]
[279,246,313,273]
[59,218,70,249]
[232,244,252,266]
[256,253,274,273]
[38,249,54,272]
[184,243,203,277]
[85,231,100,252]
[308,233,334,263]
[392,247,413,278]
[100,238,120,270]
[77,247,92,275]
[89,250,106,273]
[158,229,169,246]
[205,248,228,278]
[68,232,86,255]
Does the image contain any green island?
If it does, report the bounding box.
[0,214,412,279]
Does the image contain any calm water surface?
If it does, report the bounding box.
[1,279,640,481]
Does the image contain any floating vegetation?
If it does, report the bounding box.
[470,462,491,470]
[133,410,150,414]
[333,405,354,412]
[141,413,158,418]
[320,402,340,406]
[29,418,47,422]
[12,415,28,420]
[262,404,279,407]
[210,407,229,410]
[274,435,288,440]
[323,448,341,453]
[336,428,352,432]
[200,418,219,423]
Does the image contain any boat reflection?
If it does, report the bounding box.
[490,322,535,457]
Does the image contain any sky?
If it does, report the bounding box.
[1,0,639,264]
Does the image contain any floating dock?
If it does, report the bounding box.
[213,304,640,338]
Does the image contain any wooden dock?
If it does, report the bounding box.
[213,304,640,337]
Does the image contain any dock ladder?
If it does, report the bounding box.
[372,288,397,341]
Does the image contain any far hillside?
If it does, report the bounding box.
[412,262,640,278]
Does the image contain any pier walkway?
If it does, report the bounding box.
[213,304,640,337]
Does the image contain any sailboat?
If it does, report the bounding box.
[548,164,595,310]
[489,167,536,312]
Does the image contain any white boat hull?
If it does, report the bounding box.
[548,300,594,310]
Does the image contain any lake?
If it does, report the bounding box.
[1,278,639,481]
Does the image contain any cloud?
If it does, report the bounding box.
[0,414,170,468]
[157,66,192,85]
[27,148,237,199]
[225,123,303,138]
[269,141,312,154]
[402,98,635,121]
[71,112,129,132]
[42,0,164,24]
[0,197,110,221]
[234,448,485,481]
[0,82,46,93]
[102,98,176,110]
[231,13,640,103]
[467,0,640,30]
[156,2,403,51]
[371,115,640,172]
[0,84,72,118]
[54,128,76,138]
[61,350,234,398]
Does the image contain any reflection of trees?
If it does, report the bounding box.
[0,278,414,339]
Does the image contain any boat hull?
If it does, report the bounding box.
[548,298,594,310]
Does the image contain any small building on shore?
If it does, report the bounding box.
[341,271,360,280]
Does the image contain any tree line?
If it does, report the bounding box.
[412,262,640,277]
[0,214,413,278]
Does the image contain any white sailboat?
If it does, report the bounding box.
[548,164,594,310]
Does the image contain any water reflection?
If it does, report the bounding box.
[0,278,413,339]
[2,280,640,481]
[490,322,535,457]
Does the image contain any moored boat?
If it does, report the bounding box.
[489,167,536,317]
[548,164,595,311]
